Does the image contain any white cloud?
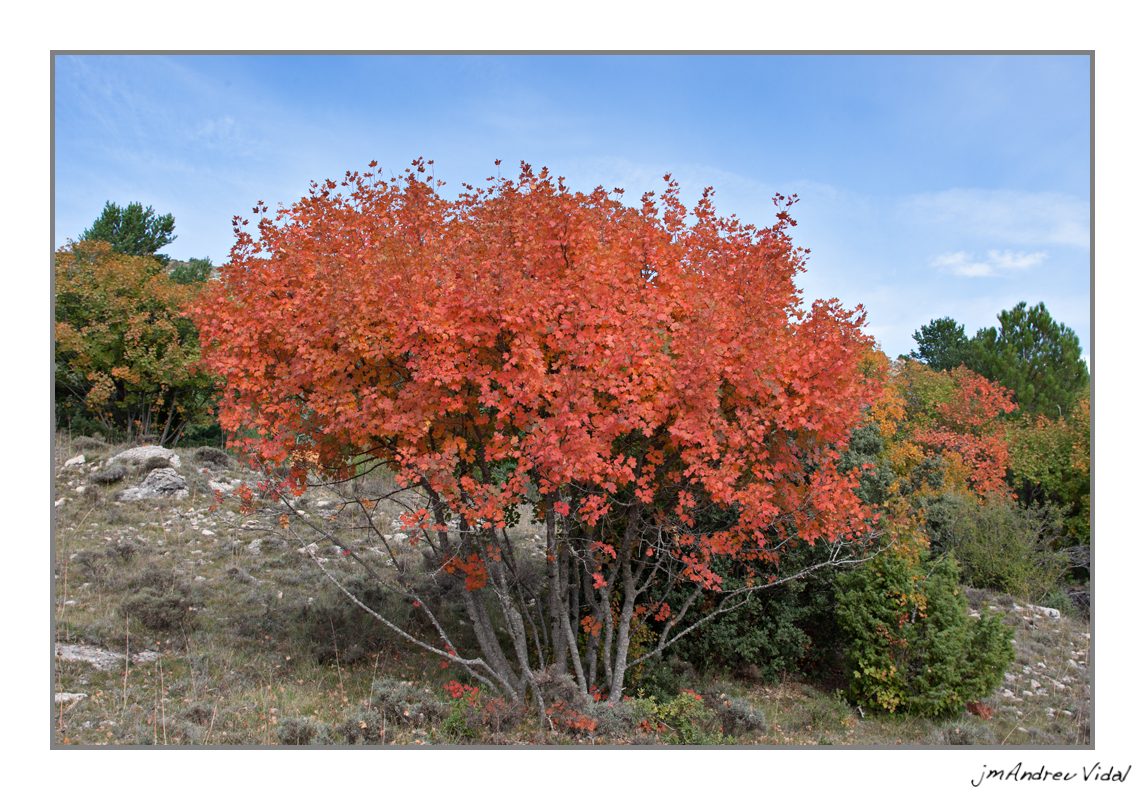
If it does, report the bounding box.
[931,248,1048,277]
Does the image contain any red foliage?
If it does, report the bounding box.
[966,701,995,720]
[547,700,597,735]
[444,681,481,703]
[916,366,1017,497]
[193,159,877,597]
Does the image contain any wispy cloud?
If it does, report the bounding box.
[932,249,1048,277]
[900,189,1089,248]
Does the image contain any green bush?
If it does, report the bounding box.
[628,689,725,745]
[632,655,697,704]
[663,542,848,684]
[1039,587,1075,618]
[925,493,1068,601]
[835,551,1013,718]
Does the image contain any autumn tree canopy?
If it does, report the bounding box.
[55,239,216,445]
[193,160,880,703]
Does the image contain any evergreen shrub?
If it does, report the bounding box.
[835,551,1013,717]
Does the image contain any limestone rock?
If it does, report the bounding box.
[55,642,159,670]
[108,446,182,470]
[117,467,189,501]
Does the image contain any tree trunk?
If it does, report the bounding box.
[607,502,641,699]
[546,500,568,673]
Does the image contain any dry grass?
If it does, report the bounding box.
[53,432,1090,746]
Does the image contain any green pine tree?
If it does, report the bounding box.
[969,302,1089,418]
[81,201,177,266]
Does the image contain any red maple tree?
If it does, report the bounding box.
[193,160,879,703]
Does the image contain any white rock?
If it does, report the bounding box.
[108,446,182,469]
[55,692,88,704]
[1033,605,1061,619]
[55,498,66,507]
[117,468,189,502]
[64,454,87,468]
[247,539,262,555]
[56,643,159,670]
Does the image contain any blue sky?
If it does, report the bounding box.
[53,54,1091,363]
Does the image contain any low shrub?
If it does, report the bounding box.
[71,435,108,452]
[627,689,725,745]
[72,550,107,582]
[835,551,1013,718]
[193,447,230,468]
[336,708,386,744]
[90,465,128,485]
[277,717,334,745]
[925,493,1069,602]
[104,538,137,563]
[119,586,194,631]
[370,678,446,726]
[140,456,171,474]
[587,700,641,738]
[933,718,998,745]
[296,576,411,663]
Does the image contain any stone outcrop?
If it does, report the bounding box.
[55,642,160,670]
[116,467,189,501]
[108,445,183,469]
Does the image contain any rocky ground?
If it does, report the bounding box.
[53,435,1091,746]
